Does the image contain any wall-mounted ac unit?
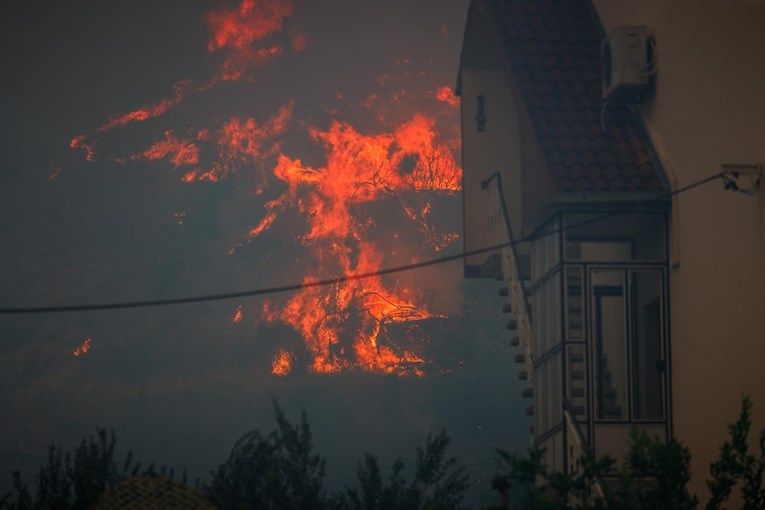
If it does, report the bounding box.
[601,26,653,103]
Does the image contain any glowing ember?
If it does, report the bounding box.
[271,350,294,376]
[435,85,459,108]
[232,305,243,323]
[73,338,91,357]
[70,135,95,161]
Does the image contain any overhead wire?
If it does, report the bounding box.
[0,171,728,315]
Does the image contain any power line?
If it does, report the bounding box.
[0,172,725,315]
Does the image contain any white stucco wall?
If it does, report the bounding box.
[593,0,765,501]
[460,2,525,274]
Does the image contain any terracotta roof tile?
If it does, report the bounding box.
[487,0,664,193]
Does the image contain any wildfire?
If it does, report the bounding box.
[271,350,294,376]
[69,0,294,163]
[256,113,460,375]
[64,0,464,377]
[73,338,91,357]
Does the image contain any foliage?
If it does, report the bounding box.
[333,430,469,510]
[0,429,177,510]
[204,399,327,509]
[491,430,697,510]
[492,446,612,510]
[706,395,765,510]
[3,396,762,509]
[491,396,764,510]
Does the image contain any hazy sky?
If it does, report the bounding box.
[0,0,529,504]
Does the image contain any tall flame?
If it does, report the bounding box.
[256,113,460,375]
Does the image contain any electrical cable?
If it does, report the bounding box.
[0,171,726,315]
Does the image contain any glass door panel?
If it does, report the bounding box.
[591,269,627,420]
[630,270,665,420]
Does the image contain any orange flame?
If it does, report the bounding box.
[206,0,294,81]
[137,130,200,168]
[435,86,459,108]
[73,338,91,357]
[63,0,463,377]
[257,113,460,375]
[197,100,295,183]
[68,0,293,162]
[98,81,190,134]
[70,135,95,161]
[271,349,294,376]
[206,0,293,52]
[217,45,283,82]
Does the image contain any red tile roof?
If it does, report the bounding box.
[488,0,665,192]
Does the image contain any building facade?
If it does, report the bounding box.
[458,0,765,500]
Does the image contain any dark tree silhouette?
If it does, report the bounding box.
[334,430,469,510]
[204,399,327,509]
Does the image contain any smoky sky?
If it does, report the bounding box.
[0,0,530,504]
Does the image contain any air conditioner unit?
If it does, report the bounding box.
[601,26,653,103]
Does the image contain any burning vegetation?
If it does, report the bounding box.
[65,0,463,377]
